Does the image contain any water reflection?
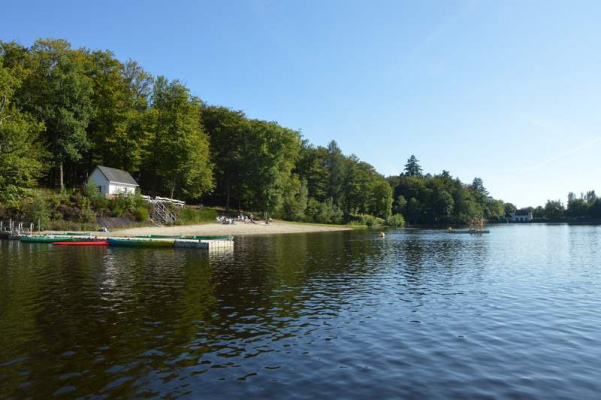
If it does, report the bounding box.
[2,226,601,398]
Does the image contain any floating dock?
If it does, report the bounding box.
[14,233,234,251]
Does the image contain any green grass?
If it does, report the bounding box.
[177,207,218,225]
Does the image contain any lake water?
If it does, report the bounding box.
[1,225,601,399]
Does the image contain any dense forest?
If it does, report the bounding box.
[1,38,509,226]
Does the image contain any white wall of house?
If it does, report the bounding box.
[89,168,109,194]
[510,213,533,222]
[108,183,137,195]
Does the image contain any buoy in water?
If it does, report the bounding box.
[379,232,386,238]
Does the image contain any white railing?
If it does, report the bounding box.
[141,195,185,207]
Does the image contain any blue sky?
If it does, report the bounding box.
[2,0,600,207]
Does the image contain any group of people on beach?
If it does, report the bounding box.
[216,213,272,225]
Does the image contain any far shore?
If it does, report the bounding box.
[99,220,350,237]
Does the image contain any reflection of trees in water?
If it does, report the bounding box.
[0,231,493,398]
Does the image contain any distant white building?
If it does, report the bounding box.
[509,211,533,222]
[88,166,139,196]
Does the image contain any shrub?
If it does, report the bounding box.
[305,198,343,224]
[110,193,136,217]
[134,206,150,222]
[354,214,383,227]
[83,181,100,198]
[78,198,97,224]
[386,213,406,228]
[25,195,50,229]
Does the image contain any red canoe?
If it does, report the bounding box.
[52,241,108,246]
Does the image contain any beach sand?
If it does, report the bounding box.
[110,220,350,237]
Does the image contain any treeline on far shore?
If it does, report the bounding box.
[512,191,601,222]
[1,38,510,228]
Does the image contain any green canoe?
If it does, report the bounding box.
[21,236,77,243]
[108,238,174,248]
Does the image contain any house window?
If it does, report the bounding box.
[98,186,102,193]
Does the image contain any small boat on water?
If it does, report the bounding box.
[53,241,108,246]
[21,236,77,243]
[107,238,175,248]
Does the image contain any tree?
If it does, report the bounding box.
[470,177,488,205]
[201,105,249,210]
[394,195,407,214]
[22,39,94,189]
[504,202,517,216]
[370,180,393,219]
[433,190,454,220]
[406,197,421,222]
[282,176,308,220]
[0,57,45,191]
[326,140,347,206]
[242,119,301,217]
[404,155,422,177]
[544,200,565,220]
[295,143,329,202]
[486,198,505,219]
[84,50,151,174]
[144,76,213,198]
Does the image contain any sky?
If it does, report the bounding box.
[2,0,601,208]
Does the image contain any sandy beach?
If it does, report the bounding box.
[110,220,350,237]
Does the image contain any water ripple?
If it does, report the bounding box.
[2,226,601,398]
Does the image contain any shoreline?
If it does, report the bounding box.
[107,220,351,237]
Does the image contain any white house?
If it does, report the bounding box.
[88,166,139,196]
[509,211,533,222]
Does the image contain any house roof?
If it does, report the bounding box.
[96,166,139,186]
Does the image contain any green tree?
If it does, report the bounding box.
[0,57,45,191]
[433,190,454,220]
[486,199,505,219]
[201,105,248,210]
[282,176,308,221]
[84,50,151,173]
[470,177,488,205]
[394,195,407,214]
[326,140,347,207]
[370,179,393,219]
[544,200,565,220]
[295,143,329,202]
[242,120,301,217]
[145,77,213,198]
[23,39,94,189]
[504,202,517,216]
[404,155,422,177]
